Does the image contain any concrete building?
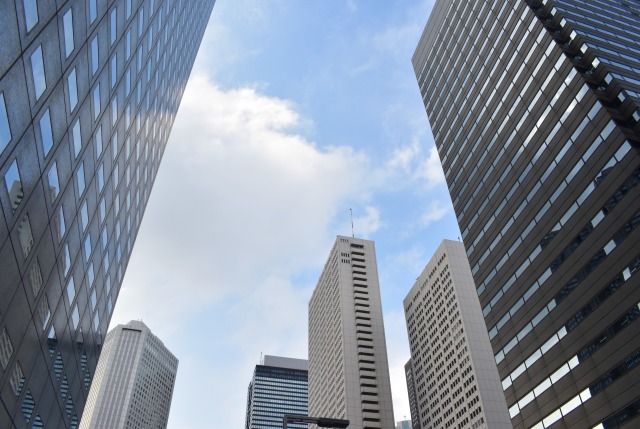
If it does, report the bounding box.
[403,240,510,429]
[413,1,640,428]
[78,320,178,429]
[395,420,411,429]
[403,360,420,429]
[308,236,394,429]
[0,0,214,427]
[245,355,308,429]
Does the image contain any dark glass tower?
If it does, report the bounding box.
[245,355,309,429]
[413,0,640,428]
[0,0,214,427]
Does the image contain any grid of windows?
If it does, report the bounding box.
[0,0,214,427]
[308,237,395,429]
[403,241,510,429]
[413,0,640,428]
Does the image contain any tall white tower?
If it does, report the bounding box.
[79,320,178,429]
[403,240,510,429]
[308,236,395,429]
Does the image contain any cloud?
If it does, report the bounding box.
[414,145,446,188]
[352,206,382,237]
[111,73,374,337]
[421,200,450,227]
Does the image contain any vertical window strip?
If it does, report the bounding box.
[0,92,11,151]
[31,46,46,100]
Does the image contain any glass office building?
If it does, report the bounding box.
[0,0,214,427]
[245,355,309,429]
[413,0,639,428]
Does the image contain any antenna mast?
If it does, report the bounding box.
[350,208,354,238]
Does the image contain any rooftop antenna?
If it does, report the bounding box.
[260,352,263,365]
[350,208,355,238]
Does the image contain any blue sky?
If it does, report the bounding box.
[109,0,462,427]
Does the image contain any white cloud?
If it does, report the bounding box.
[421,200,450,227]
[414,145,446,189]
[352,206,382,237]
[111,73,374,336]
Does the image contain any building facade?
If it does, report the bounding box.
[245,355,308,429]
[78,320,178,429]
[308,236,395,429]
[403,360,420,429]
[396,420,411,429]
[0,0,214,427]
[413,1,640,428]
[403,240,511,429]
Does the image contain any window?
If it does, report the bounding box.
[91,290,97,311]
[38,295,50,328]
[29,260,43,296]
[138,8,144,37]
[97,163,104,191]
[63,9,74,57]
[126,30,131,59]
[84,236,91,260]
[101,228,107,250]
[111,98,117,127]
[63,244,71,276]
[88,0,97,23]
[56,206,65,242]
[66,277,75,304]
[72,119,81,158]
[22,390,35,422]
[18,215,34,258]
[31,45,46,99]
[126,0,131,19]
[0,327,13,370]
[99,198,105,223]
[24,0,39,32]
[91,36,99,76]
[9,362,25,398]
[93,84,100,120]
[110,55,117,88]
[68,69,78,111]
[81,200,88,231]
[76,162,85,195]
[4,159,23,213]
[87,263,94,285]
[0,92,11,151]
[110,9,117,45]
[112,131,118,160]
[95,126,102,156]
[39,109,54,157]
[125,68,130,95]
[47,161,60,201]
[72,305,79,329]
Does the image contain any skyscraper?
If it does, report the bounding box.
[413,1,640,428]
[245,355,308,429]
[403,360,420,429]
[403,240,511,429]
[308,236,395,429]
[0,0,214,427]
[79,320,178,429]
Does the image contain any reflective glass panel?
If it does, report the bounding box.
[4,160,23,213]
[0,93,11,150]
[77,163,85,194]
[68,69,78,111]
[110,10,116,45]
[39,110,54,157]
[24,0,38,32]
[91,37,98,75]
[31,46,46,99]
[88,0,97,23]
[72,120,81,158]
[18,215,34,258]
[93,84,100,120]
[63,9,74,57]
[47,161,60,201]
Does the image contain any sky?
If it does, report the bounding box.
[108,0,462,427]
